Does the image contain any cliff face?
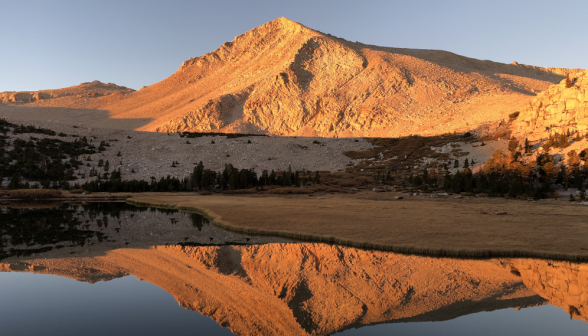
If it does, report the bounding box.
[3,18,581,137]
[513,71,588,141]
[508,259,588,322]
[1,243,543,336]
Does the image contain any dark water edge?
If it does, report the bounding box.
[0,201,290,261]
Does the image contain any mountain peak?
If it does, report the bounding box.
[265,17,306,29]
[245,16,315,38]
[271,16,296,24]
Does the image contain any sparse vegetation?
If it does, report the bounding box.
[0,120,97,190]
[401,147,588,200]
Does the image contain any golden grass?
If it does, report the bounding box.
[7,189,63,199]
[221,188,259,195]
[69,189,90,194]
[127,192,588,261]
[268,187,315,194]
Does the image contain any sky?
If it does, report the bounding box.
[1,0,587,92]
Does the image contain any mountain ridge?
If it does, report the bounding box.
[1,17,584,137]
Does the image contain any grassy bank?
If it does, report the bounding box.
[127,193,588,262]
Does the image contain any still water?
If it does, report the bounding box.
[1,203,587,336]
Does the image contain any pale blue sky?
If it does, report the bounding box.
[1,0,586,92]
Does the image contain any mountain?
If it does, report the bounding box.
[1,17,582,137]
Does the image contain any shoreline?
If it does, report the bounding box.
[124,192,588,262]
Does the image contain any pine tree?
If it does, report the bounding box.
[422,168,428,186]
[314,171,321,184]
[454,159,459,168]
[260,170,269,186]
[463,158,469,169]
[192,161,204,190]
[284,169,292,186]
[104,160,110,172]
[565,75,574,88]
[508,137,518,153]
[7,173,21,189]
[559,133,567,148]
[524,138,530,153]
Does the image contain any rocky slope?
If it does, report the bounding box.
[1,18,582,137]
[1,243,545,336]
[513,70,588,142]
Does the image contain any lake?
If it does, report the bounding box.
[1,202,587,336]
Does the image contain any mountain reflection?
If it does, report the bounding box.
[1,204,586,336]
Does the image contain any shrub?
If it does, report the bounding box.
[336,180,358,187]
[509,111,520,119]
[565,75,574,88]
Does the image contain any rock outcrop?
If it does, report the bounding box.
[508,259,588,322]
[2,18,582,137]
[513,71,588,141]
